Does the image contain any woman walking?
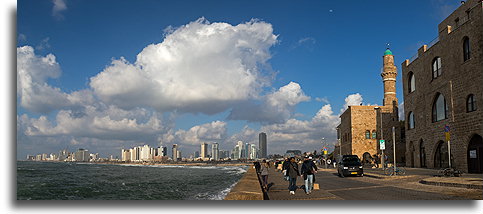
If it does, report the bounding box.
[286,157,300,195]
[260,160,270,190]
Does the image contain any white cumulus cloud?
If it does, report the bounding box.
[90,18,278,114]
[17,46,94,113]
[52,0,67,19]
[228,81,310,123]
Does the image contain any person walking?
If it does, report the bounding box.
[260,160,270,190]
[282,157,290,180]
[286,157,300,195]
[301,156,318,194]
[254,161,261,174]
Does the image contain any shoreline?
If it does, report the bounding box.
[18,160,251,167]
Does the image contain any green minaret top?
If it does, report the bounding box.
[384,48,393,56]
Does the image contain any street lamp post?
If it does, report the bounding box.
[374,107,384,171]
[321,138,327,169]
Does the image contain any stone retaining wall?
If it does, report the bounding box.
[224,166,264,200]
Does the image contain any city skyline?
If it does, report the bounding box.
[16,0,464,158]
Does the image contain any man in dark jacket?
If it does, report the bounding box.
[286,157,300,195]
[301,156,318,194]
[281,158,290,180]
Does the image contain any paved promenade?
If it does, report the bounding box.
[264,166,481,200]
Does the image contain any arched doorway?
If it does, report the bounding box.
[467,134,483,173]
[420,140,426,168]
[434,141,449,169]
[362,152,372,165]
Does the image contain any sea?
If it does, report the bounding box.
[17,161,246,200]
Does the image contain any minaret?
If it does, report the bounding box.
[381,48,398,107]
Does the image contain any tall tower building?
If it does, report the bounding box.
[259,132,267,158]
[381,48,398,107]
[172,144,178,161]
[212,143,219,161]
[201,143,208,158]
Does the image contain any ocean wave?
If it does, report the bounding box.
[211,181,239,200]
[117,164,247,173]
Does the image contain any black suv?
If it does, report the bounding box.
[337,155,363,177]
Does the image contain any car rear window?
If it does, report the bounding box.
[342,157,360,163]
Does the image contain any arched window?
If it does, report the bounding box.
[371,130,377,139]
[463,37,471,61]
[365,130,371,139]
[408,111,415,129]
[432,93,448,122]
[434,141,449,168]
[467,94,476,112]
[432,57,442,79]
[408,72,415,93]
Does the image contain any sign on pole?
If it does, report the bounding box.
[444,125,450,133]
[379,140,385,150]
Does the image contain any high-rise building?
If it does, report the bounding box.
[259,132,267,158]
[194,151,200,158]
[121,149,131,162]
[212,143,219,160]
[177,150,181,161]
[140,145,151,161]
[402,0,483,173]
[58,149,69,161]
[201,143,208,158]
[172,144,178,161]
[231,145,240,160]
[237,141,244,159]
[74,149,90,162]
[249,144,258,160]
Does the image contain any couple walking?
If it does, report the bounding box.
[283,156,317,195]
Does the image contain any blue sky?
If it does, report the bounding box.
[16,0,461,158]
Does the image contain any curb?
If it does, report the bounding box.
[419,180,483,190]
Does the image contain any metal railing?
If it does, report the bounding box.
[406,15,469,65]
[409,53,419,64]
[427,36,440,49]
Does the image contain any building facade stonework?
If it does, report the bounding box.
[402,0,483,173]
[337,49,405,165]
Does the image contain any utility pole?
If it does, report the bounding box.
[375,107,384,171]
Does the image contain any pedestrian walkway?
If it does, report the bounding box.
[264,167,467,200]
[364,167,483,189]
[265,168,341,200]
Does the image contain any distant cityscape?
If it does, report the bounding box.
[26,132,293,163]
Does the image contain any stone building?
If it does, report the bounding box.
[402,0,483,173]
[336,49,405,165]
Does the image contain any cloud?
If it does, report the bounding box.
[17,46,94,113]
[315,97,329,103]
[257,104,340,154]
[290,37,316,51]
[52,0,67,19]
[35,37,51,51]
[90,18,278,114]
[20,104,169,141]
[228,81,310,123]
[297,37,316,45]
[341,93,363,113]
[18,33,27,42]
[399,101,405,121]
